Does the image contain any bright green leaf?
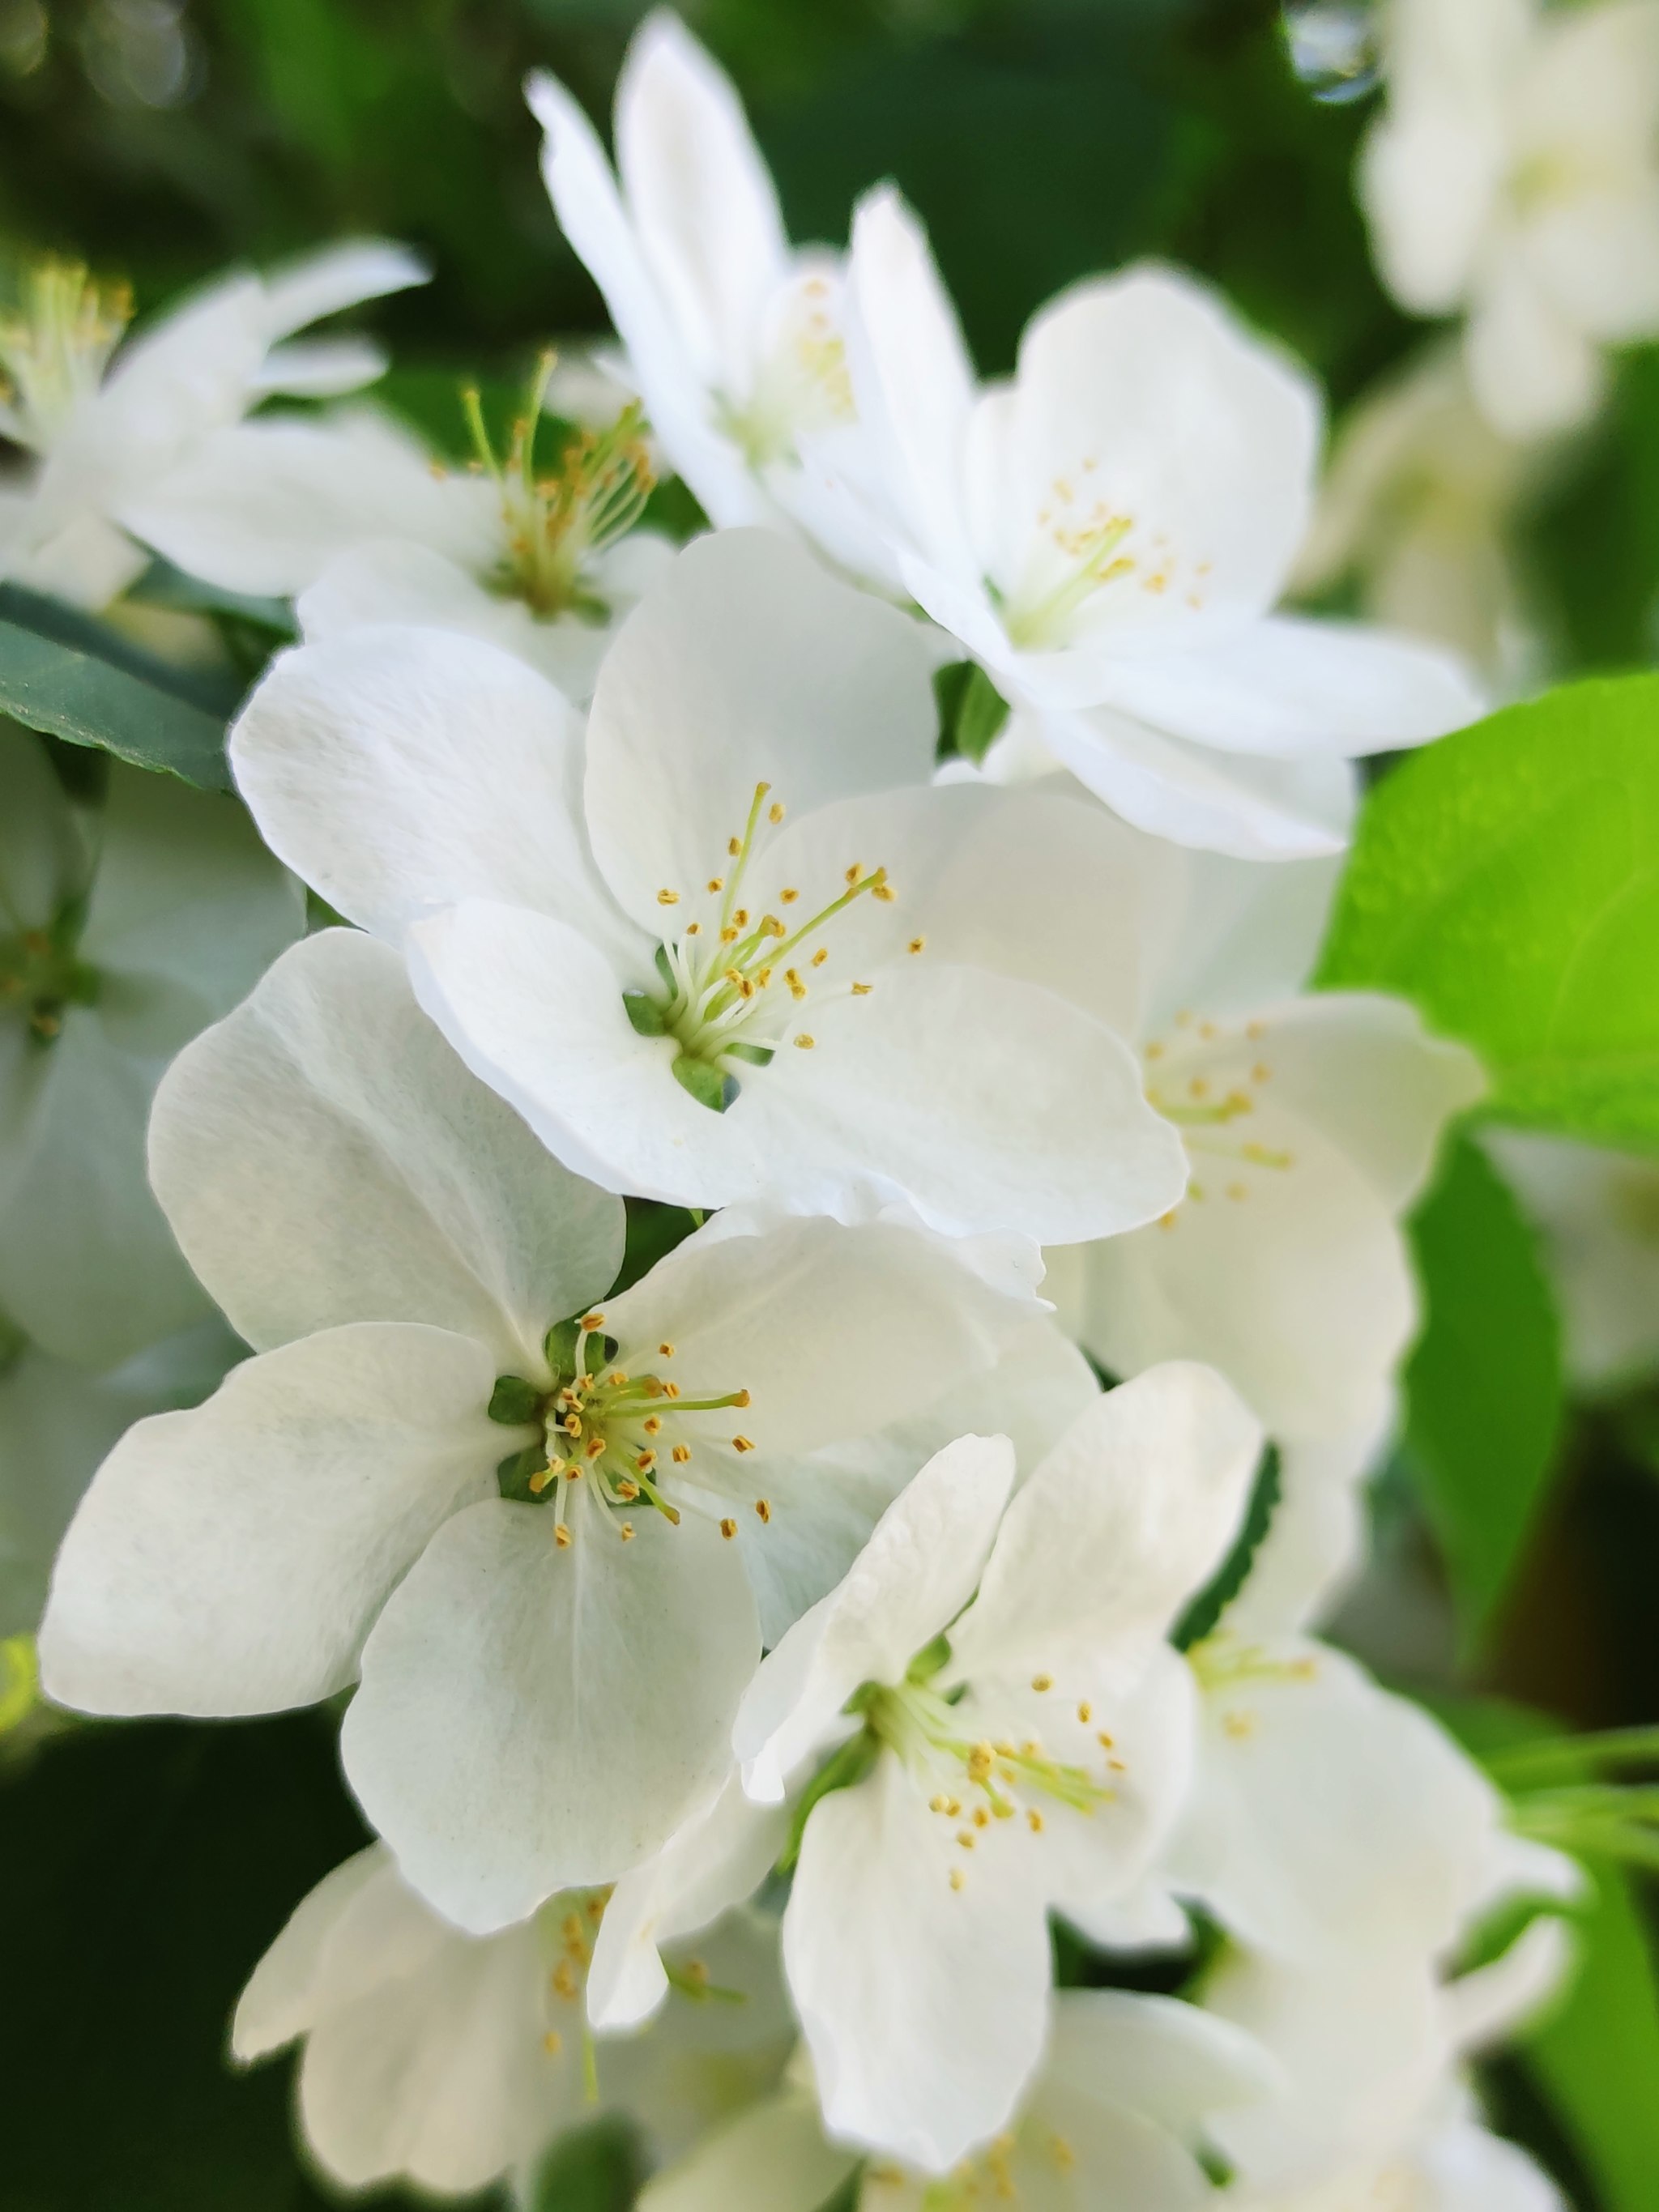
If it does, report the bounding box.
[1318,676,1659,1148]
[525,2116,645,2212]
[1524,1856,1659,2212]
[0,584,238,790]
[932,659,1010,765]
[1401,1135,1564,1644]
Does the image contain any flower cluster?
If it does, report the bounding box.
[10,9,1643,2209]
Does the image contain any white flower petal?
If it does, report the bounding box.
[1166,1639,1500,1966]
[256,239,429,339]
[1087,614,1482,758]
[150,929,623,1367]
[343,1485,760,1930]
[1041,1987,1279,2150]
[949,1364,1263,1679]
[232,1845,408,2059]
[39,1323,498,1716]
[1465,260,1604,439]
[735,1433,1015,1804]
[1040,704,1358,859]
[583,531,936,933]
[614,12,791,399]
[230,625,624,950]
[638,2092,857,2212]
[588,1772,787,2031]
[785,1748,1053,2172]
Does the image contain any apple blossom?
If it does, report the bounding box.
[0,241,424,612]
[232,1842,791,2196]
[122,368,676,701]
[228,526,1188,1242]
[527,11,850,531]
[0,730,303,1367]
[1037,818,1483,1444]
[638,1993,1277,2212]
[40,926,1047,1930]
[1361,0,1659,440]
[786,188,1482,859]
[732,1365,1263,2171]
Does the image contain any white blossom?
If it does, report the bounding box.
[785,189,1482,859]
[232,1842,791,2197]
[1040,820,1483,1444]
[0,241,424,611]
[637,1993,1277,2212]
[40,927,1047,1931]
[1362,0,1659,438]
[732,1365,1263,2171]
[228,527,1188,1243]
[528,11,850,531]
[0,731,303,1367]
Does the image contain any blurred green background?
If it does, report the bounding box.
[2,2,1658,2206]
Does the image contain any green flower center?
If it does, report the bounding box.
[623,778,914,1111]
[0,258,130,452]
[0,916,97,1044]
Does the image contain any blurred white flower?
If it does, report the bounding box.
[228,529,1187,1243]
[733,1366,1262,2172]
[638,1993,1276,2212]
[528,10,850,530]
[1486,1129,1659,1389]
[0,241,424,609]
[41,927,1045,1932]
[233,1843,791,2197]
[1292,345,1550,688]
[1362,0,1659,438]
[786,190,1481,859]
[1040,825,1482,1445]
[123,367,676,702]
[0,731,302,1367]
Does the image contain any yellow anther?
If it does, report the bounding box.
[580,1313,604,1331]
[851,981,872,995]
[635,1450,656,1472]
[607,1371,628,1388]
[957,1831,975,1850]
[845,863,863,884]
[872,881,894,901]
[585,1436,606,1460]
[658,1342,675,1357]
[561,1912,585,1945]
[753,1497,771,1521]
[1051,2134,1074,2172]
[706,877,723,893]
[768,801,785,823]
[554,1523,572,1548]
[1031,1674,1053,1693]
[656,889,680,906]
[907,936,925,955]
[527,1465,554,1495]
[1223,1711,1256,1739]
[1252,1062,1271,1084]
[662,1381,680,1400]
[643,1416,662,1435]
[1145,1041,1165,1061]
[620,1521,636,1541]
[1158,1211,1177,1231]
[544,2030,563,2055]
[552,1960,578,1999]
[1188,1076,1209,1100]
[811,948,828,967]
[781,887,800,903]
[562,1413,582,1436]
[1097,1730,1115,1749]
[733,1434,757,1453]
[727,836,741,856]
[1027,1809,1043,1833]
[795,1034,815,1049]
[719,926,740,944]
[971,1806,990,1828]
[930,1794,951,1813]
[732,1389,752,1408]
[719,1517,737,1540]
[1108,1756,1127,1771]
[672,1443,691,1464]
[685,921,702,936]
[616,1480,640,1501]
[949,1868,965,1891]
[732,908,749,928]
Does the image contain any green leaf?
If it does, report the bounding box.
[1173,1446,1281,1651]
[933,658,1010,765]
[1317,675,1659,1149]
[487,1375,542,1426]
[0,583,239,790]
[1523,1856,1659,2212]
[1400,1134,1564,1644]
[607,1198,703,1299]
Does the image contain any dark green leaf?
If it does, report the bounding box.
[1173,1446,1281,1652]
[524,2116,645,2212]
[932,658,1010,765]
[1318,675,1659,1148]
[0,583,239,790]
[607,1198,702,1300]
[1401,1135,1564,1645]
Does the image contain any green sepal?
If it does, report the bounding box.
[672,1052,738,1112]
[544,1318,582,1382]
[1173,1446,1281,1652]
[653,943,677,991]
[487,1375,543,1426]
[932,658,1011,765]
[497,1445,551,1502]
[905,1631,952,1685]
[775,1728,881,1873]
[623,989,669,1037]
[724,1041,774,1067]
